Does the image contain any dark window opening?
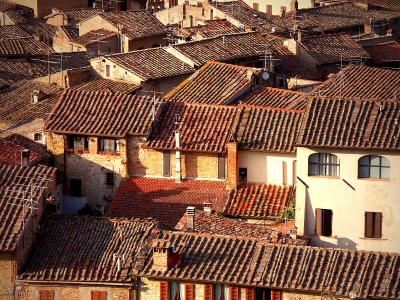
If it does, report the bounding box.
[67,135,89,151]
[315,208,332,237]
[218,155,226,179]
[239,168,247,181]
[99,138,120,153]
[106,172,115,186]
[34,132,43,141]
[70,179,82,197]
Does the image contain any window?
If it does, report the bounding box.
[91,291,107,300]
[106,172,115,186]
[163,151,172,177]
[99,138,120,153]
[358,155,390,179]
[246,288,281,300]
[160,281,169,300]
[34,132,43,142]
[39,290,54,300]
[70,179,82,197]
[239,168,247,181]
[308,153,339,177]
[106,64,111,77]
[266,4,272,15]
[365,212,382,238]
[315,208,332,237]
[67,135,89,151]
[218,155,226,179]
[204,284,214,300]
[253,2,259,10]
[209,9,213,20]
[214,285,230,300]
[280,6,286,15]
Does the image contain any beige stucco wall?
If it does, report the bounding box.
[241,0,314,15]
[0,255,16,300]
[238,150,296,185]
[295,146,400,252]
[0,119,45,144]
[9,0,87,18]
[91,57,144,84]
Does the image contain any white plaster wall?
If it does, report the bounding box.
[238,150,296,185]
[295,147,400,252]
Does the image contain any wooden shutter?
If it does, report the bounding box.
[39,290,54,300]
[245,288,254,300]
[218,155,226,179]
[374,213,382,238]
[204,284,214,300]
[365,212,374,238]
[91,291,107,300]
[163,151,171,177]
[271,290,282,300]
[230,287,239,300]
[315,209,323,236]
[185,283,195,300]
[160,281,170,300]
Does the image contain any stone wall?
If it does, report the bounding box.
[0,255,16,300]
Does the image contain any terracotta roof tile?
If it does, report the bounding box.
[236,104,303,152]
[72,78,140,94]
[19,215,159,282]
[45,90,161,137]
[0,163,55,252]
[241,86,307,109]
[299,33,369,65]
[72,29,117,47]
[364,41,400,63]
[223,183,295,219]
[49,7,102,24]
[313,64,400,100]
[104,48,195,81]
[0,38,54,56]
[175,210,307,244]
[108,177,227,228]
[0,25,30,39]
[59,25,79,40]
[141,231,400,298]
[178,19,244,40]
[146,102,241,153]
[171,32,267,67]
[165,61,262,105]
[299,96,400,150]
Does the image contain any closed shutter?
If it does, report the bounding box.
[204,284,214,300]
[271,290,282,300]
[374,213,382,238]
[230,287,239,300]
[315,208,323,236]
[185,283,195,300]
[160,281,170,300]
[163,151,171,177]
[245,288,254,300]
[365,212,374,238]
[39,290,54,300]
[91,291,107,300]
[218,155,226,179]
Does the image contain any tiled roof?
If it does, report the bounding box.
[0,80,63,129]
[49,8,102,24]
[240,86,306,109]
[0,0,15,11]
[108,177,227,229]
[140,232,400,299]
[59,26,79,40]
[0,163,55,252]
[20,23,57,39]
[19,215,158,282]
[364,41,400,63]
[300,33,370,65]
[104,48,195,81]
[0,135,51,166]
[72,78,140,94]
[146,102,240,153]
[165,61,262,105]
[0,38,54,56]
[170,32,266,67]
[223,184,295,219]
[211,0,294,35]
[4,9,27,24]
[46,90,161,137]
[352,0,400,11]
[72,29,117,47]
[298,96,400,151]
[236,104,303,153]
[297,2,400,33]
[178,19,244,40]
[95,10,168,40]
[175,210,307,244]
[312,64,400,100]
[0,25,30,39]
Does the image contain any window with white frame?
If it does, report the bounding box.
[308,153,340,177]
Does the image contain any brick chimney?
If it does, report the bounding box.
[290,0,298,13]
[21,149,30,167]
[152,239,181,272]
[186,206,195,231]
[226,141,238,190]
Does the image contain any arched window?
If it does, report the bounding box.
[358,155,390,179]
[308,153,339,176]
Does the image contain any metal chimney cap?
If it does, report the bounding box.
[186,206,196,215]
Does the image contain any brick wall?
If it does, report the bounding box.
[127,136,222,180]
[0,119,45,143]
[0,255,16,300]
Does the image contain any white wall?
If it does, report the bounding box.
[238,150,296,185]
[242,0,313,15]
[296,147,400,252]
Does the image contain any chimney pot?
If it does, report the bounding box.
[21,149,30,167]
[203,202,212,214]
[186,206,195,231]
[289,226,298,240]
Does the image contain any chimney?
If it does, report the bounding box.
[152,240,181,272]
[226,141,238,190]
[289,226,298,240]
[175,130,182,182]
[31,90,46,104]
[311,0,316,7]
[290,0,298,13]
[246,69,254,81]
[280,6,286,17]
[21,149,30,167]
[222,35,226,44]
[186,206,195,231]
[364,20,373,34]
[203,202,212,214]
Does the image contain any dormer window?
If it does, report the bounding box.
[308,153,339,177]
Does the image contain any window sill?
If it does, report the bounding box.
[66,149,89,154]
[98,151,121,156]
[308,176,340,179]
[358,178,390,182]
[312,234,338,239]
[359,237,387,241]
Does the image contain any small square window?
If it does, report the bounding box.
[34,132,43,142]
[239,168,247,181]
[70,179,82,197]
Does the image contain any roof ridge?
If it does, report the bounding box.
[239,103,305,113]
